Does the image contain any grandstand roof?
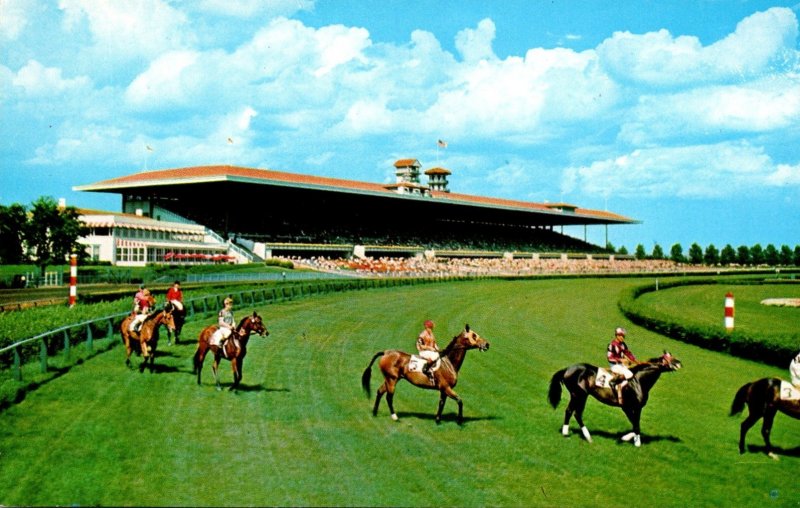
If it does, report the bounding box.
[74,165,637,226]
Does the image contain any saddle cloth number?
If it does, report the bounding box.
[410,355,437,373]
[780,381,800,401]
[596,368,613,388]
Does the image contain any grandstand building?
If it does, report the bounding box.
[74,162,637,263]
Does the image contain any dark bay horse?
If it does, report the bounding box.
[549,351,682,447]
[165,305,186,345]
[361,324,490,425]
[193,312,269,391]
[731,377,800,459]
[120,303,176,373]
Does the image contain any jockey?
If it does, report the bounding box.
[417,319,439,382]
[790,351,800,387]
[130,286,152,333]
[210,297,239,355]
[166,280,184,311]
[607,327,638,404]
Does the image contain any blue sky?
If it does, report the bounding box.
[2,0,799,252]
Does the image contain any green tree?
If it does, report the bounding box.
[688,243,703,264]
[617,245,628,255]
[736,245,751,265]
[22,197,85,277]
[635,244,647,260]
[720,244,736,265]
[669,243,685,263]
[0,203,28,264]
[652,243,665,260]
[763,244,779,266]
[779,245,793,266]
[750,244,764,265]
[795,246,800,267]
[704,244,720,265]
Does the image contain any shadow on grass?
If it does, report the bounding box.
[745,444,800,458]
[391,411,502,425]
[571,428,683,445]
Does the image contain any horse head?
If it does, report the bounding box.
[657,350,682,371]
[448,324,490,353]
[158,304,176,333]
[239,312,269,337]
[637,351,682,373]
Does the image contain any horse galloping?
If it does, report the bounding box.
[549,351,682,447]
[361,324,490,425]
[193,312,269,391]
[730,377,800,459]
[119,303,176,373]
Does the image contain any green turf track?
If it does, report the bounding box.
[0,278,798,507]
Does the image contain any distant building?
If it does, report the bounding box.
[77,209,239,266]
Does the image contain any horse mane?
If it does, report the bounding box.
[235,315,252,330]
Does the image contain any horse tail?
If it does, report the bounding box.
[730,382,752,416]
[548,369,567,408]
[361,351,384,398]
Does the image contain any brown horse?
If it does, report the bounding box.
[361,324,490,425]
[549,351,682,447]
[193,312,269,391]
[120,303,176,373]
[731,377,800,459]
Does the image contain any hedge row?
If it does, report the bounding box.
[618,277,797,368]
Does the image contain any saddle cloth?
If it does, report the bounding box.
[595,368,614,388]
[409,355,440,374]
[779,381,800,401]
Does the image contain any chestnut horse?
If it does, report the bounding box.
[119,303,176,373]
[361,324,490,425]
[549,351,682,447]
[193,312,269,391]
[730,377,800,459]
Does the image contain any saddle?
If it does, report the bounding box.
[409,355,440,374]
[595,368,614,388]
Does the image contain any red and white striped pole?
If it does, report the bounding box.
[724,292,734,331]
[69,254,78,308]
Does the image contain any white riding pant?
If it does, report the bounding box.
[170,299,184,311]
[210,327,233,346]
[791,355,800,387]
[610,363,633,380]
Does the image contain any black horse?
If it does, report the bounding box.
[165,304,186,345]
[549,352,682,447]
[731,377,800,459]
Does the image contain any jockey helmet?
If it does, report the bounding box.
[424,320,435,329]
[615,327,626,336]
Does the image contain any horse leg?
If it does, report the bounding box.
[372,381,387,416]
[761,407,779,459]
[229,358,240,392]
[437,386,463,425]
[212,356,222,391]
[568,394,592,442]
[194,346,206,385]
[621,406,642,447]
[384,379,399,421]
[738,409,762,455]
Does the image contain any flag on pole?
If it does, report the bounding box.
[437,139,447,149]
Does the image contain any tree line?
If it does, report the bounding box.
[611,242,800,267]
[0,197,85,275]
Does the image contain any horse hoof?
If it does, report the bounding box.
[561,425,570,437]
[581,426,592,443]
[634,435,641,447]
[391,414,398,421]
[768,452,780,461]
[621,432,636,442]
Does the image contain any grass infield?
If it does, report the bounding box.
[0,278,797,506]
